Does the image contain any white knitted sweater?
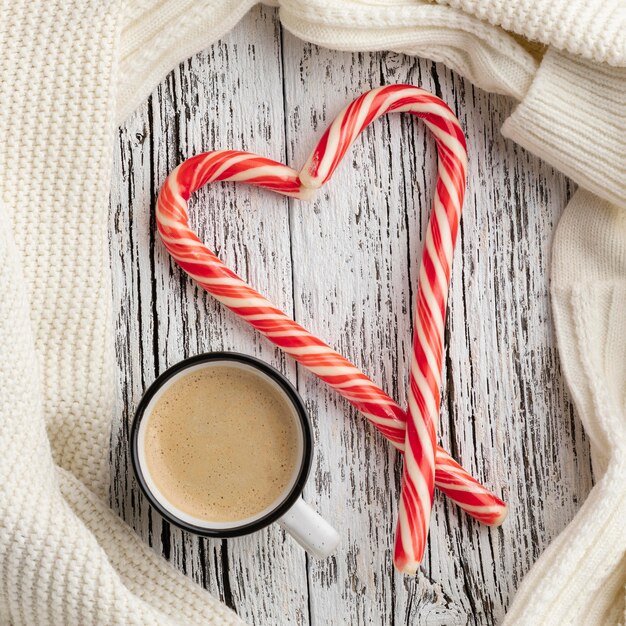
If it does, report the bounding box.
[0,1,624,624]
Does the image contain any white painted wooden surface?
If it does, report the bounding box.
[109,6,592,625]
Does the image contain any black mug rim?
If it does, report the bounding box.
[130,351,313,538]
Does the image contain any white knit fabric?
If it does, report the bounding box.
[437,0,626,66]
[0,0,624,624]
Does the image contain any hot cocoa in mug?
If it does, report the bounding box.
[131,352,339,557]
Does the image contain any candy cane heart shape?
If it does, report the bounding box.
[301,85,491,573]
[157,90,507,563]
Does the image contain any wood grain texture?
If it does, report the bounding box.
[109,6,591,625]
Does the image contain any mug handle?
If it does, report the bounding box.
[278,498,340,558]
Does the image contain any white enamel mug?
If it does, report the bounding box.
[131,352,339,559]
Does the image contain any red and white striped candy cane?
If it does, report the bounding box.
[300,85,483,572]
[156,87,507,568]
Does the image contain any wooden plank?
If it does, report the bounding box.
[110,6,592,625]
[109,7,309,625]
[280,42,450,626]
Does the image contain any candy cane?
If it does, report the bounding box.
[156,87,507,569]
[300,85,471,572]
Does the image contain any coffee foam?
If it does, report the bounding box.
[138,362,302,528]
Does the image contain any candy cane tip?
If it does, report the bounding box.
[298,170,322,191]
[489,504,509,527]
[296,186,317,201]
[394,559,419,576]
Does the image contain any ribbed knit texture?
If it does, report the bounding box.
[117,0,258,124]
[0,0,120,499]
[277,0,537,100]
[502,49,626,212]
[1,0,625,624]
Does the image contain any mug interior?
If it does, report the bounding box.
[132,354,311,536]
